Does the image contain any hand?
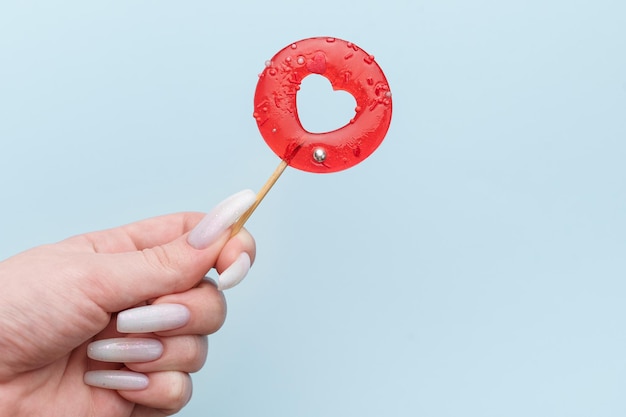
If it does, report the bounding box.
[0,190,257,416]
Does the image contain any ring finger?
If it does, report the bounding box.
[87,334,208,373]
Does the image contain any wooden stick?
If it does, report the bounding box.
[230,159,289,236]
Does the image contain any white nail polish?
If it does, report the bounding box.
[117,303,190,333]
[84,370,149,390]
[87,338,163,363]
[218,252,251,291]
[187,189,257,250]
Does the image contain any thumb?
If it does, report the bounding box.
[87,190,257,312]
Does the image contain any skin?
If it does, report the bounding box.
[0,212,256,417]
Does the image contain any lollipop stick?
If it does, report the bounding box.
[230,159,289,236]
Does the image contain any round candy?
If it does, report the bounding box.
[253,37,392,173]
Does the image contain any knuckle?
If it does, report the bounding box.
[207,290,227,333]
[143,246,176,273]
[174,336,198,368]
[162,336,209,373]
[195,281,228,334]
[164,372,192,411]
[187,336,208,372]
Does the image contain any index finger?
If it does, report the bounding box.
[78,212,206,254]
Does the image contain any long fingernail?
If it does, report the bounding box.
[218,252,251,290]
[117,303,190,333]
[187,189,257,249]
[84,370,149,390]
[87,338,163,363]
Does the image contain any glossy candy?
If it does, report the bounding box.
[253,37,392,173]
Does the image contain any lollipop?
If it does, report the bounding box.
[232,37,392,234]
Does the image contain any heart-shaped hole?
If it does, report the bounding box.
[297,74,356,133]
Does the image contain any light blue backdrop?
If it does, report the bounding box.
[1,1,625,416]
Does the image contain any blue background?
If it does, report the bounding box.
[1,1,625,416]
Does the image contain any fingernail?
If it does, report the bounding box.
[187,189,257,249]
[84,370,149,390]
[117,303,190,333]
[87,338,163,363]
[218,252,251,290]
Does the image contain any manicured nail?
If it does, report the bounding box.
[117,303,190,333]
[187,189,257,249]
[87,338,163,363]
[84,370,149,390]
[218,252,251,290]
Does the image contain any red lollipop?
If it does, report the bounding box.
[233,37,392,234]
[254,37,392,173]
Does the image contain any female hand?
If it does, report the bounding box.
[0,190,257,416]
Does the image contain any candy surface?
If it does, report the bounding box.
[254,37,392,173]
